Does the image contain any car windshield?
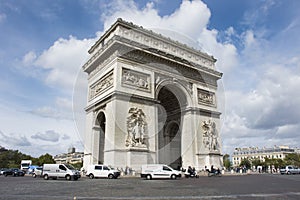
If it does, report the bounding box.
[65,164,76,170]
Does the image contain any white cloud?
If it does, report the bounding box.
[0,130,31,148]
[19,36,95,95]
[30,97,73,120]
[31,130,60,142]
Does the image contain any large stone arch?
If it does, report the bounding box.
[82,19,223,171]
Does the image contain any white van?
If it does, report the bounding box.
[86,164,120,179]
[141,164,181,180]
[42,164,81,181]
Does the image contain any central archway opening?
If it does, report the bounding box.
[157,85,186,169]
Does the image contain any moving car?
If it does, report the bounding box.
[141,164,181,180]
[86,164,120,179]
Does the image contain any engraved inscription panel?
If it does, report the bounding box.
[198,89,215,106]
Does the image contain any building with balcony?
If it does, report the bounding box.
[232,146,299,167]
[53,147,84,164]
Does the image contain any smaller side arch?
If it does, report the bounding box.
[93,110,106,164]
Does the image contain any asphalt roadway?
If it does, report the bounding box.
[0,173,300,200]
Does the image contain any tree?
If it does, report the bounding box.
[251,158,263,168]
[34,153,55,166]
[0,149,33,168]
[71,162,83,170]
[223,154,232,170]
[239,158,251,169]
[284,153,300,167]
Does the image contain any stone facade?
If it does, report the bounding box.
[232,146,299,167]
[53,147,84,164]
[82,19,223,171]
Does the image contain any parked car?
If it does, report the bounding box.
[3,168,25,176]
[32,167,43,178]
[86,164,120,179]
[280,166,300,175]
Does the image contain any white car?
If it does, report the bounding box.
[32,167,43,178]
[86,164,120,179]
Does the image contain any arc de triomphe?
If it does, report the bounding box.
[82,19,223,171]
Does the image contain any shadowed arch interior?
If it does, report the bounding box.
[157,85,186,169]
[96,112,106,164]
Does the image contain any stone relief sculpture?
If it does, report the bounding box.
[89,72,113,100]
[202,120,219,151]
[122,68,150,91]
[125,107,147,148]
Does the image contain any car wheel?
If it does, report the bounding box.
[171,174,176,179]
[44,174,49,180]
[32,173,36,178]
[146,174,152,180]
[108,174,114,179]
[66,175,71,181]
[89,174,94,179]
[287,171,291,175]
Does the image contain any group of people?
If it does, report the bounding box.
[183,165,221,177]
[187,166,197,177]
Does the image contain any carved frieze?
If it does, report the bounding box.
[198,89,215,107]
[89,71,113,101]
[202,120,220,152]
[122,68,151,92]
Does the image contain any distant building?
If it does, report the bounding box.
[232,146,299,167]
[54,147,84,164]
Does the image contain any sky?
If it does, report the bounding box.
[0,0,300,158]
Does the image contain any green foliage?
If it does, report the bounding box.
[284,153,300,166]
[0,148,55,168]
[0,149,33,168]
[244,153,300,170]
[33,153,55,166]
[251,158,263,167]
[71,162,83,170]
[263,158,285,168]
[223,154,232,170]
[239,158,251,169]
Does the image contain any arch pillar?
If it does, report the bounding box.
[181,109,196,169]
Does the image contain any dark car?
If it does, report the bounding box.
[0,168,8,175]
[4,168,25,177]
